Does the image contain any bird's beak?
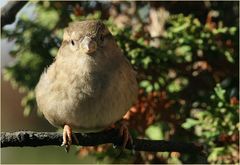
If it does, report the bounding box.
[81,36,97,54]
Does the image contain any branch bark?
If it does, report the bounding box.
[1,129,203,154]
[1,1,28,28]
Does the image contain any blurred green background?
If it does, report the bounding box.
[1,1,239,164]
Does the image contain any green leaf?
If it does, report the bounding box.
[175,45,191,56]
[224,51,234,63]
[229,27,237,35]
[182,118,199,129]
[208,147,225,162]
[145,122,169,140]
[214,84,226,101]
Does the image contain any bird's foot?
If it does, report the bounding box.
[61,125,79,152]
[116,120,133,148]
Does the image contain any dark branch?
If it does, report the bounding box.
[1,1,28,28]
[1,129,203,154]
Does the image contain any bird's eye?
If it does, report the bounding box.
[100,35,104,42]
[71,40,75,46]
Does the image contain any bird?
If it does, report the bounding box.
[35,20,138,152]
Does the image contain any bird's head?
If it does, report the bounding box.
[62,20,113,55]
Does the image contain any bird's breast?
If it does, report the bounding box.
[57,54,108,93]
[36,52,137,133]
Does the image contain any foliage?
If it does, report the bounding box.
[182,84,239,163]
[2,1,239,164]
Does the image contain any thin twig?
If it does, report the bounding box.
[1,1,28,28]
[1,129,203,154]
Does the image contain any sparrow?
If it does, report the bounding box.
[35,20,138,151]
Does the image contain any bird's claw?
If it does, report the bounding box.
[62,125,73,152]
[118,121,133,148]
[61,125,80,152]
